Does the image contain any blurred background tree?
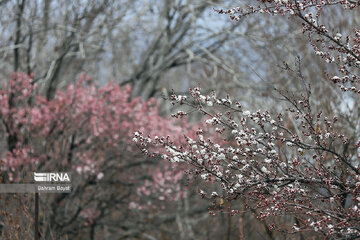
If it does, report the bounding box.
[0,0,359,239]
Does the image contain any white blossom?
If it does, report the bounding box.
[261,166,270,174]
[201,173,209,180]
[199,135,204,141]
[243,110,251,117]
[206,118,214,125]
[199,189,206,195]
[334,33,342,41]
[264,158,272,163]
[170,156,181,162]
[211,192,219,197]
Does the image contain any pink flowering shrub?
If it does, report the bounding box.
[0,72,194,237]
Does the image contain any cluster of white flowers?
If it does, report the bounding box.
[212,144,222,152]
[164,146,185,163]
[205,117,219,125]
[325,57,335,63]
[261,166,270,174]
[217,153,226,160]
[334,33,342,41]
[236,174,243,182]
[274,0,288,4]
[171,95,187,102]
[199,95,214,106]
[243,110,251,117]
[201,173,209,180]
[264,158,272,163]
[220,98,232,105]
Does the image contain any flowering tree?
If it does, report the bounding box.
[134,0,360,239]
[0,73,193,239]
